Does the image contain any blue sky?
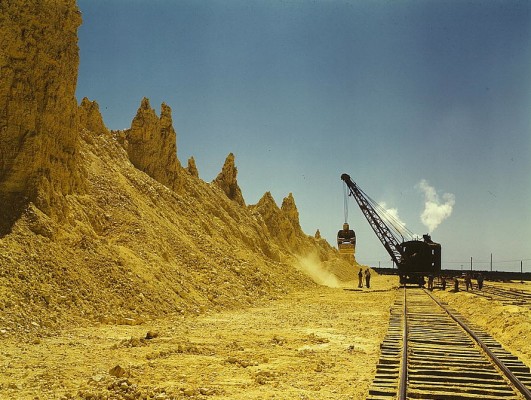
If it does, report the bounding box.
[76,0,530,272]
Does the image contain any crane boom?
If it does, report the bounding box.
[341,173,403,266]
[341,173,441,285]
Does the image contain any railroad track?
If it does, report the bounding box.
[367,287,531,399]
[471,284,531,308]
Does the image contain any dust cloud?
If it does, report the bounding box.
[295,253,342,288]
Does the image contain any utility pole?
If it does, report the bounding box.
[521,260,524,284]
[470,257,473,271]
[490,253,493,272]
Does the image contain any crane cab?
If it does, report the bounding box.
[337,223,356,255]
[399,234,441,285]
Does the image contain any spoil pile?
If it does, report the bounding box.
[0,1,360,338]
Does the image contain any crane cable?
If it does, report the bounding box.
[366,191,416,242]
[343,182,349,224]
[343,180,416,243]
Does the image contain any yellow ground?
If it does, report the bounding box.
[1,276,399,400]
[1,4,529,398]
[1,277,530,400]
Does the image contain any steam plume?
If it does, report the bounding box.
[416,180,455,232]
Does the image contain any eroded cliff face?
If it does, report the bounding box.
[0,1,84,234]
[123,98,184,193]
[212,153,245,206]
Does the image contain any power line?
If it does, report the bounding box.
[343,182,348,224]
[445,258,531,264]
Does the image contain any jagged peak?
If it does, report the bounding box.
[281,192,301,232]
[80,97,97,108]
[159,103,175,139]
[256,191,278,210]
[187,156,199,178]
[256,191,278,207]
[131,99,176,133]
[140,97,151,110]
[78,97,109,135]
[251,191,306,249]
[125,97,183,192]
[160,102,172,118]
[130,98,158,132]
[281,193,296,212]
[212,153,245,206]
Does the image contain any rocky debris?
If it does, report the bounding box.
[114,337,148,348]
[109,365,127,378]
[212,153,245,206]
[79,376,172,400]
[146,331,159,340]
[226,356,259,368]
[124,98,183,193]
[254,370,280,385]
[186,156,199,178]
[21,203,56,238]
[0,0,85,234]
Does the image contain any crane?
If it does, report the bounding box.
[341,173,441,285]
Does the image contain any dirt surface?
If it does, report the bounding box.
[2,3,529,400]
[0,276,398,400]
[2,278,530,400]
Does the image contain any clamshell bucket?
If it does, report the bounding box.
[338,242,355,255]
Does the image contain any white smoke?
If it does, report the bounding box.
[416,179,455,232]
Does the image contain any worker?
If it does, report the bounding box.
[427,274,434,291]
[441,276,447,291]
[476,273,484,290]
[464,274,472,291]
[337,223,356,246]
[358,268,363,288]
[365,269,371,288]
[454,277,459,292]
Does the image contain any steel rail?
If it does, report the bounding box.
[479,286,531,308]
[425,289,531,400]
[398,287,407,400]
